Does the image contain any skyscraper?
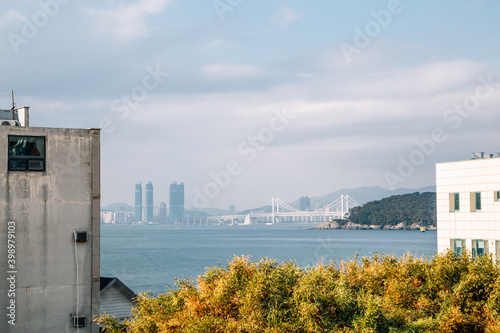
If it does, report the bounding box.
[169,181,184,223]
[300,196,311,211]
[159,202,167,224]
[135,182,142,222]
[145,181,154,222]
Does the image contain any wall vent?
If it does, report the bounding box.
[28,160,44,171]
[73,315,86,328]
[74,231,87,242]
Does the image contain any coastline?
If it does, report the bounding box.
[311,221,437,231]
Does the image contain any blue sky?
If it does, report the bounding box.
[1,0,500,210]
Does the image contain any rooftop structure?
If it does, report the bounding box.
[100,277,136,322]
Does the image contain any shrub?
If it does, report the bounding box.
[97,252,500,332]
[294,264,357,332]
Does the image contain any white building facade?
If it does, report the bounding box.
[436,155,500,259]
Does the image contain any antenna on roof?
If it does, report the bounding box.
[11,90,15,110]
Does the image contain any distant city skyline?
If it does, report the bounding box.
[3,1,499,211]
[133,181,184,222]
[115,184,437,214]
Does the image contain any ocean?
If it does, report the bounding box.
[100,223,437,295]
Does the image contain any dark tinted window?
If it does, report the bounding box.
[8,135,46,171]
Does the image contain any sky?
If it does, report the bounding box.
[1,0,500,211]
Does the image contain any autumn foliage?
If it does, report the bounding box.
[98,251,500,332]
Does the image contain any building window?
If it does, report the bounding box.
[495,191,500,202]
[451,239,465,254]
[8,135,46,171]
[470,192,481,212]
[472,239,487,258]
[449,193,460,212]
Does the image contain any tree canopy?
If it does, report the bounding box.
[347,192,436,227]
[98,252,500,332]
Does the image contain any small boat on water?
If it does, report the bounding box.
[420,227,426,232]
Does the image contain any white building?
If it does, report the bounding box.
[101,210,115,224]
[436,153,500,259]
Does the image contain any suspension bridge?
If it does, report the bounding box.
[178,195,361,225]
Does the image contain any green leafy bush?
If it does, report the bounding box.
[97,251,500,332]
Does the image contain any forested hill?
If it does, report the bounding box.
[347,192,436,227]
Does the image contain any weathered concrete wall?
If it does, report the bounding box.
[0,127,100,332]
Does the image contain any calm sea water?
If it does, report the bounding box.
[100,223,437,295]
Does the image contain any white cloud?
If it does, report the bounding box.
[25,57,499,209]
[364,60,485,97]
[127,59,496,137]
[201,63,263,80]
[0,10,26,28]
[86,0,172,40]
[273,7,301,26]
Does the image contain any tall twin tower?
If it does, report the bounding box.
[135,181,184,223]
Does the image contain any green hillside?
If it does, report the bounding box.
[347,192,436,227]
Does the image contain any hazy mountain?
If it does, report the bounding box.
[290,186,436,209]
[186,207,229,216]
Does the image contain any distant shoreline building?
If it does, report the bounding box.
[100,210,134,224]
[135,182,142,222]
[145,181,154,222]
[436,153,500,260]
[159,202,167,224]
[169,182,185,223]
[300,196,311,211]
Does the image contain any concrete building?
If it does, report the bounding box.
[169,181,184,223]
[135,182,142,222]
[0,116,100,331]
[436,153,500,260]
[145,181,154,222]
